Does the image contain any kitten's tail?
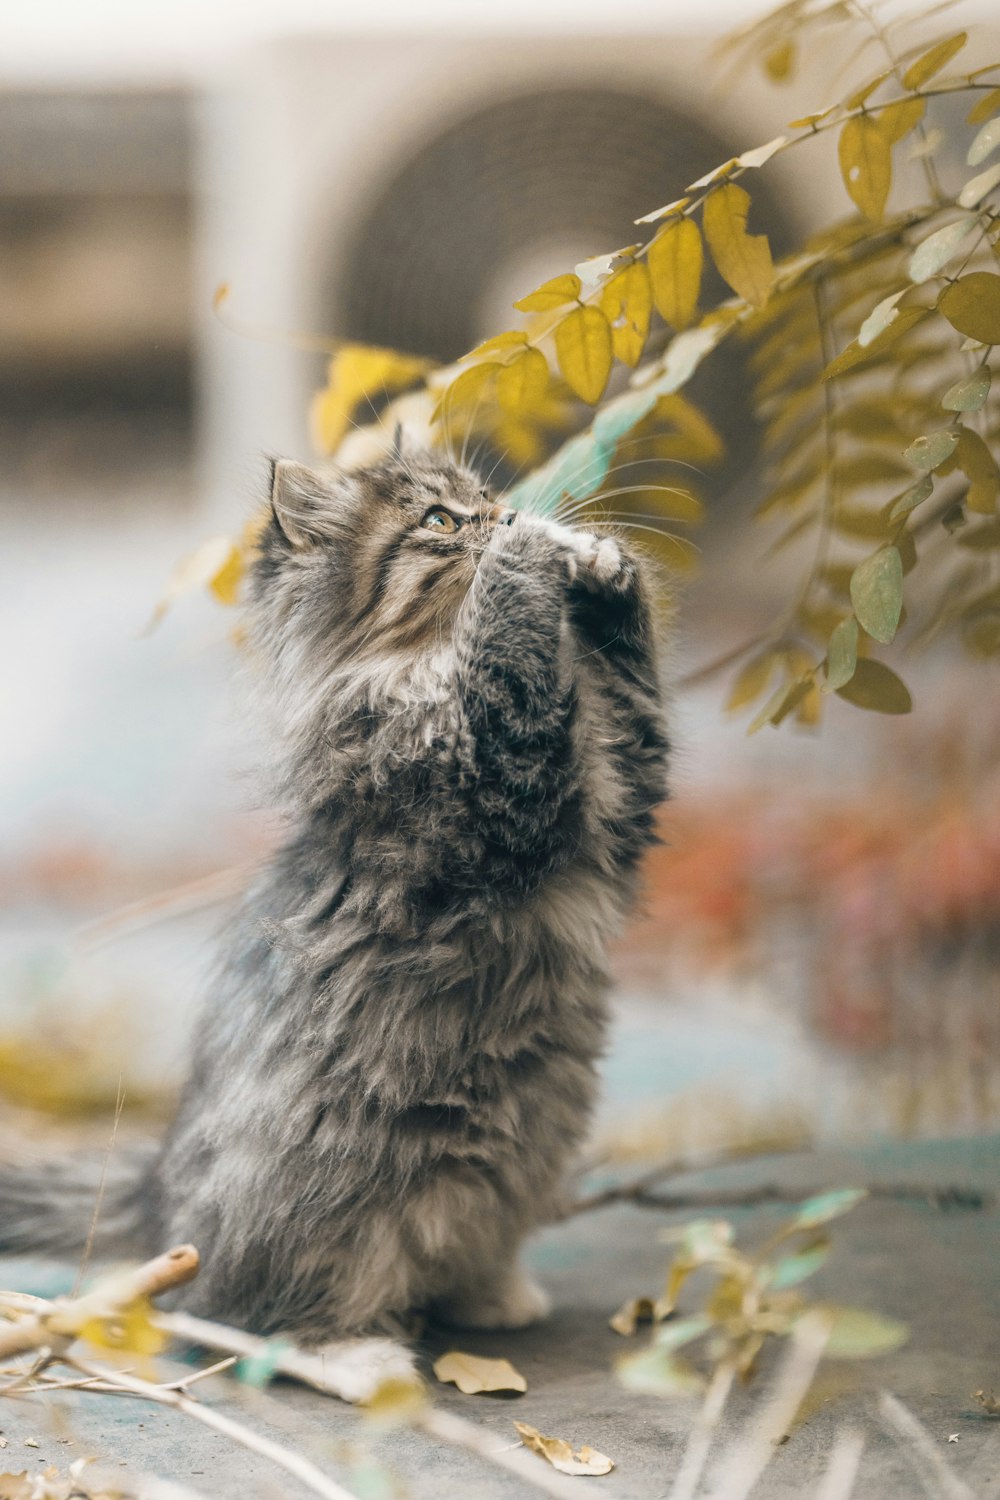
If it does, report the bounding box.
[0,1143,157,1258]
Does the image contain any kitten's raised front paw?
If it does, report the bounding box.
[435,1272,552,1331]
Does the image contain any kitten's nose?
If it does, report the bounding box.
[487,502,515,526]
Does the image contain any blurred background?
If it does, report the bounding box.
[2,0,999,1168]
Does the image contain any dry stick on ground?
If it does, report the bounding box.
[0,1244,200,1361]
[570,1143,993,1217]
[1,1265,605,1500]
[163,1312,615,1500]
[62,1354,363,1500]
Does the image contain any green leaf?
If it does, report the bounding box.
[653,1315,713,1353]
[555,306,613,404]
[838,115,892,221]
[236,1339,295,1388]
[819,1306,909,1358]
[902,31,967,89]
[904,429,959,472]
[824,616,859,692]
[788,1188,868,1231]
[943,367,991,412]
[969,116,1000,166]
[851,547,903,643]
[593,388,657,446]
[907,216,977,284]
[769,1237,831,1289]
[703,183,774,308]
[514,273,581,312]
[648,218,704,330]
[888,474,933,522]
[938,273,1000,343]
[616,1347,706,1397]
[958,162,1000,208]
[836,659,912,714]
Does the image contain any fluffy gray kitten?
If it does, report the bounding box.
[0,450,668,1399]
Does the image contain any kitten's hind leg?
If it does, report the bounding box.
[432,1259,551,1331]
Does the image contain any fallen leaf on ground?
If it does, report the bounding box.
[433,1351,526,1395]
[609,1296,657,1336]
[515,1423,615,1476]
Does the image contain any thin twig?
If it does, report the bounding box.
[568,1138,814,1215]
[65,1354,363,1500]
[573,1180,992,1216]
[0,1244,200,1360]
[418,1406,611,1500]
[73,1073,127,1296]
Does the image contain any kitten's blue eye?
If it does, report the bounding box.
[422,508,459,533]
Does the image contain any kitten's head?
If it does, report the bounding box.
[251,449,510,683]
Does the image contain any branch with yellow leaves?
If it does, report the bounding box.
[0,1244,607,1500]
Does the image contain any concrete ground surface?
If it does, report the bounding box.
[0,1135,998,1499]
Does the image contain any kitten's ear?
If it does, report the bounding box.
[269,458,334,549]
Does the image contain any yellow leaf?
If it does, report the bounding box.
[838,116,892,221]
[147,535,245,630]
[764,38,796,81]
[609,1297,657,1336]
[514,273,582,313]
[655,393,725,465]
[938,273,1000,344]
[902,31,967,90]
[555,306,613,404]
[432,361,501,425]
[496,348,550,412]
[821,307,927,380]
[950,427,1000,514]
[968,87,1000,126]
[726,651,780,711]
[846,70,893,109]
[311,344,433,455]
[433,1352,526,1395]
[515,1423,615,1477]
[702,183,774,308]
[79,1296,167,1358]
[877,96,926,145]
[362,1377,428,1426]
[602,262,653,366]
[463,331,528,359]
[648,218,704,330]
[835,658,912,713]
